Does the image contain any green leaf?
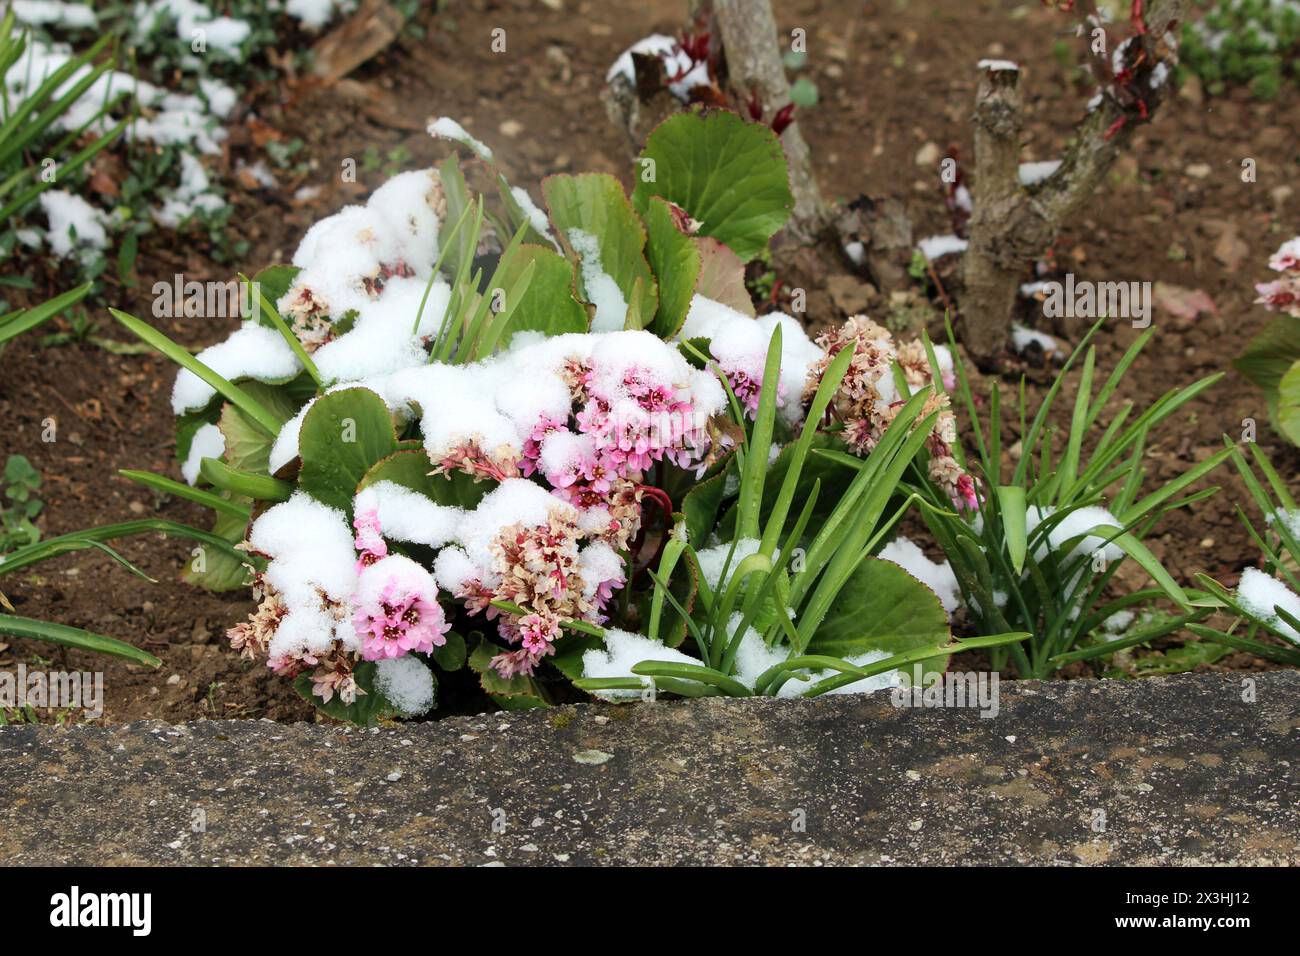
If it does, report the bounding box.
[632,110,793,261]
[432,631,468,672]
[297,388,399,513]
[0,284,91,347]
[293,661,399,727]
[181,508,253,592]
[357,449,489,510]
[543,172,658,328]
[199,458,292,502]
[1276,360,1300,445]
[468,638,551,707]
[1234,319,1300,397]
[682,457,734,545]
[0,613,161,667]
[108,309,285,437]
[805,557,950,661]
[640,196,702,338]
[489,243,589,345]
[996,485,1028,574]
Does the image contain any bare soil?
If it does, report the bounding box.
[1,0,1295,723]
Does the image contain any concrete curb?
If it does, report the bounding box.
[1,672,1296,865]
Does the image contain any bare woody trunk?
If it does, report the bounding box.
[701,0,828,243]
[962,0,1185,365]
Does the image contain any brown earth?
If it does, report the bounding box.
[1,0,1296,723]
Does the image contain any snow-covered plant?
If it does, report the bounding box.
[1182,0,1300,99]
[1235,237,1300,446]
[1190,442,1300,666]
[0,9,128,348]
[72,109,1027,721]
[910,320,1232,679]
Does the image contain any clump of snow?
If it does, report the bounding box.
[286,0,358,31]
[181,422,225,486]
[917,234,968,260]
[171,323,303,415]
[136,0,251,60]
[457,478,576,570]
[1011,322,1060,356]
[568,228,627,332]
[10,1,97,29]
[353,481,464,550]
[510,186,557,247]
[1237,567,1300,644]
[374,654,436,716]
[312,276,451,385]
[1028,504,1124,563]
[606,34,710,101]
[978,59,1019,71]
[154,151,225,228]
[731,622,900,697]
[1018,160,1061,186]
[695,538,763,591]
[1266,508,1300,541]
[878,537,961,614]
[428,117,493,161]
[38,190,107,261]
[249,492,359,659]
[580,629,698,700]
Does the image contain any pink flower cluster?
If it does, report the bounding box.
[1256,238,1300,319]
[352,555,451,662]
[806,315,978,512]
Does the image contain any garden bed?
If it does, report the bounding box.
[1,0,1297,725]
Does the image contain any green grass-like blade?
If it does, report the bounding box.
[0,613,161,667]
[109,309,285,436]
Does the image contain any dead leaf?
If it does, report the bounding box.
[1154,282,1218,323]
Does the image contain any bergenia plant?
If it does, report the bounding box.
[85,108,1024,723]
[1190,442,1300,667]
[1235,236,1300,446]
[901,320,1231,679]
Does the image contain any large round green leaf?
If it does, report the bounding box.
[489,243,589,345]
[632,110,793,262]
[805,558,950,670]
[297,387,398,513]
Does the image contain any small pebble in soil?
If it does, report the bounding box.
[573,749,613,765]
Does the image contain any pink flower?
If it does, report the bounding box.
[352,507,388,571]
[353,555,450,661]
[1255,278,1300,317]
[1268,238,1300,273]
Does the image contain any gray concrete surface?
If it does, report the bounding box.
[0,671,1296,865]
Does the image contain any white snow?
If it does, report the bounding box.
[38,190,107,261]
[606,34,711,101]
[154,151,225,228]
[286,0,358,31]
[567,228,627,332]
[171,323,303,415]
[1011,322,1059,355]
[249,492,360,658]
[136,0,251,60]
[456,478,577,570]
[1028,504,1124,563]
[181,422,225,486]
[510,186,556,245]
[978,59,1019,72]
[428,117,493,161]
[374,654,437,716]
[695,538,763,591]
[917,234,968,260]
[580,629,699,700]
[354,481,464,549]
[10,1,97,29]
[1018,160,1061,186]
[878,537,961,615]
[1237,567,1300,644]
